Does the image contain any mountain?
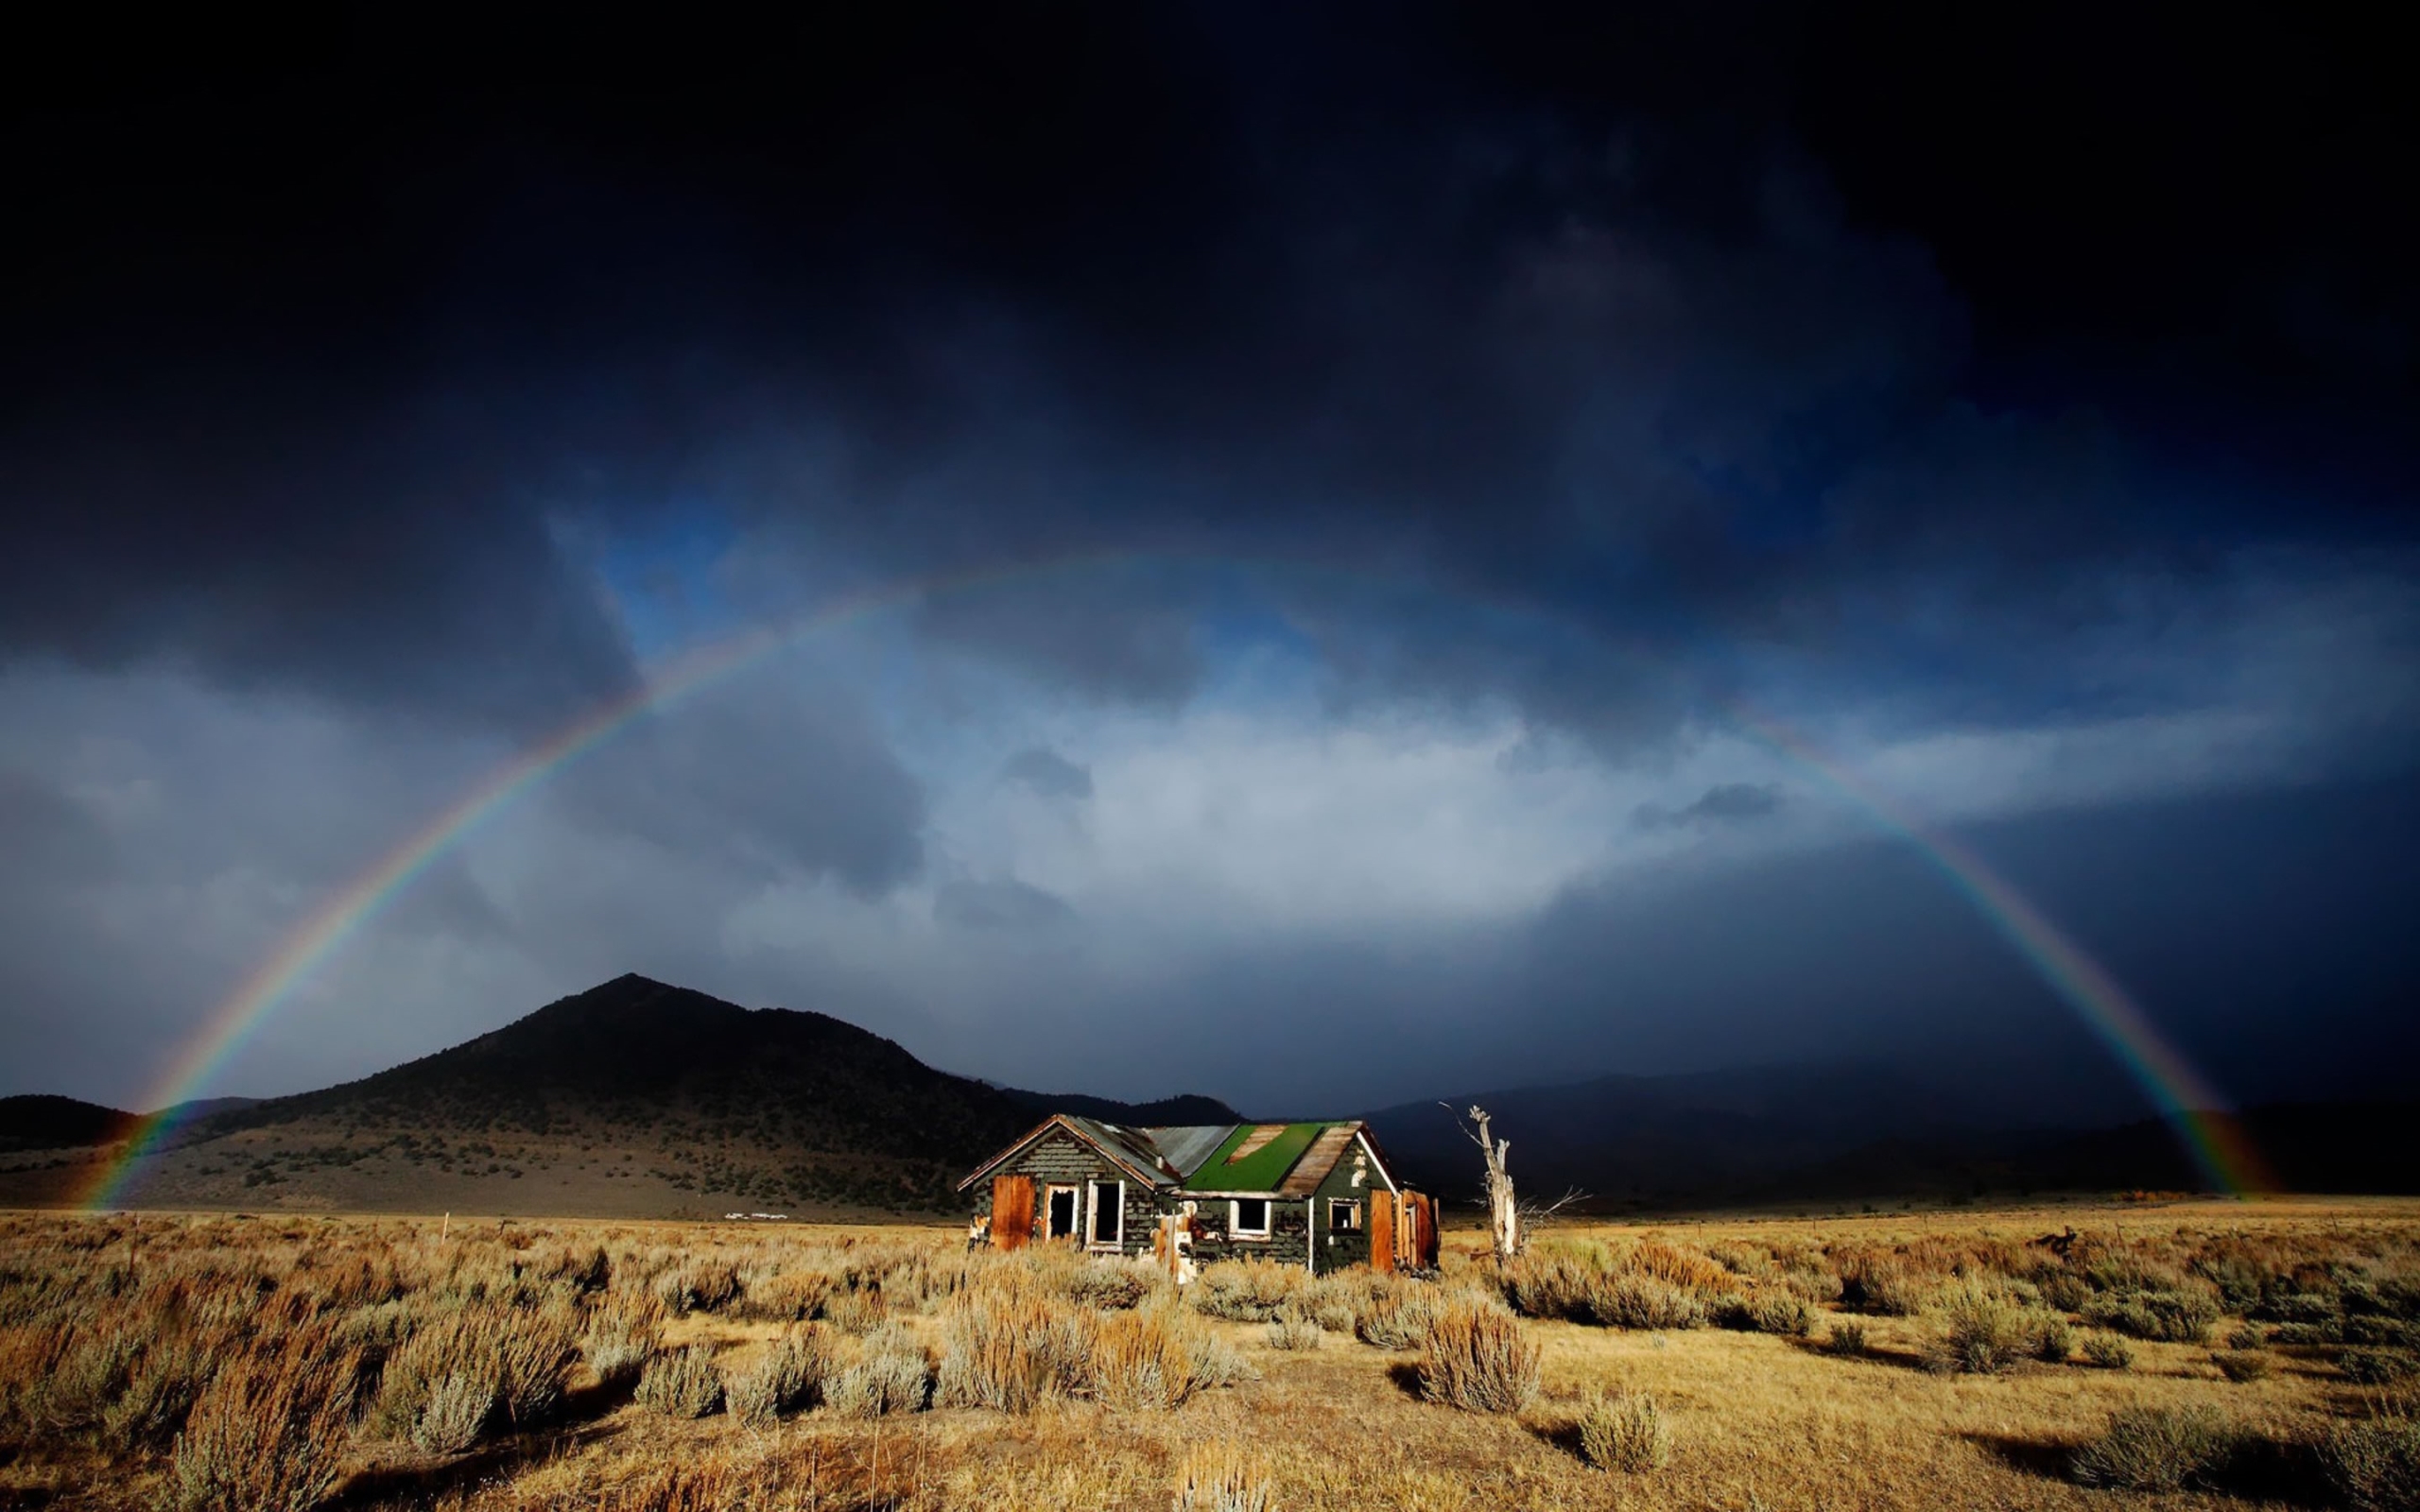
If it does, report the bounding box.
[999,1089,1245,1126]
[1360,1061,1999,1207]
[2,975,1244,1218]
[1365,1066,2420,1210]
[0,1094,139,1154]
[9,977,2409,1218]
[164,1096,260,1124]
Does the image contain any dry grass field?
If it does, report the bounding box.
[2,1200,2415,1511]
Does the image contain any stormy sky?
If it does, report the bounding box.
[3,5,2413,1121]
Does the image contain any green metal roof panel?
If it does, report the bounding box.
[1189,1121,1329,1192]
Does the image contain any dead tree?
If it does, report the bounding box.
[1445,1103,1585,1266]
[1450,1103,1521,1266]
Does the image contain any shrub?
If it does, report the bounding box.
[636,1345,724,1418]
[1356,1279,1444,1349]
[2258,1291,2342,1325]
[1578,1390,1669,1472]
[411,1369,494,1454]
[1587,1275,1707,1332]
[2226,1324,2266,1350]
[1748,1292,1816,1337]
[1841,1255,1927,1316]
[2031,1314,2075,1364]
[655,1260,742,1315]
[2324,1413,2420,1512]
[1502,1245,1599,1321]
[1066,1262,1157,1312]
[2213,1349,2274,1383]
[1091,1306,1246,1411]
[2070,1404,2238,1492]
[1927,1281,2029,1375]
[171,1338,359,1512]
[822,1287,888,1335]
[2349,1317,2420,1349]
[936,1289,1093,1413]
[1827,1321,1869,1357]
[2082,1332,2135,1370]
[1298,1274,1361,1334]
[1190,1262,1302,1324]
[726,1325,832,1426]
[1265,1311,1323,1350]
[1417,1301,1540,1414]
[1173,1440,1274,1512]
[580,1292,664,1387]
[490,1305,579,1427]
[370,1314,497,1450]
[2082,1288,2221,1344]
[44,1326,135,1435]
[735,1269,834,1323]
[828,1326,931,1418]
[102,1332,215,1453]
[2342,1349,2419,1385]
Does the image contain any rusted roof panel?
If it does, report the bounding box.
[1067,1116,1187,1186]
[1277,1122,1362,1195]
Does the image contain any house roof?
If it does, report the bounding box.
[1189,1122,1324,1192]
[1138,1124,1240,1179]
[957,1113,1403,1197]
[954,1113,1179,1192]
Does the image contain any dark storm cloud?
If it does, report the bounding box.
[933,877,1077,932]
[1001,748,1095,801]
[0,770,118,884]
[1,2,2414,1123]
[3,5,2407,742]
[553,674,925,896]
[1632,782,1782,832]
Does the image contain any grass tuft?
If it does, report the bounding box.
[2070,1404,2238,1492]
[1266,1309,1324,1350]
[1577,1390,1670,1472]
[1173,1439,1275,1512]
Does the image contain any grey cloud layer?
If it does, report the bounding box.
[0,9,2411,1116]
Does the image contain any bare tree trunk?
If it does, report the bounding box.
[1455,1104,1520,1266]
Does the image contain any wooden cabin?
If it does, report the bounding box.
[957,1114,1439,1278]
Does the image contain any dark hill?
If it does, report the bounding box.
[1000,1089,1245,1127]
[111,975,1041,1214]
[1361,1061,1987,1206]
[227,974,1027,1164]
[0,1094,138,1153]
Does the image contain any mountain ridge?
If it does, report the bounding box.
[6,975,2410,1215]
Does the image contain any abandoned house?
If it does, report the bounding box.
[958,1115,1440,1277]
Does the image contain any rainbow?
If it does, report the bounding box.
[1737,711,2275,1195]
[81,554,2273,1207]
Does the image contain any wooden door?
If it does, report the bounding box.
[992,1175,1034,1251]
[1369,1192,1395,1275]
[1406,1193,1438,1269]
